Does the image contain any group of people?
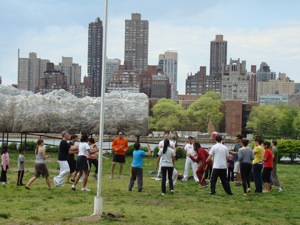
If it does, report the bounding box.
[0,130,283,197]
[22,131,99,191]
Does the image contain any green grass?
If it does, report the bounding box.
[0,150,299,225]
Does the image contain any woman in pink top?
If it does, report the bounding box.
[1,146,10,184]
[87,138,99,180]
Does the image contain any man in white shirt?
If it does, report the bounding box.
[206,135,233,195]
[182,136,199,182]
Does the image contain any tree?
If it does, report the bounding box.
[149,98,190,131]
[187,92,223,132]
[246,105,283,137]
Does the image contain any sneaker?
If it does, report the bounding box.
[48,187,54,190]
[138,189,143,192]
[200,184,208,188]
[278,188,283,192]
[25,186,30,190]
[243,193,247,196]
[128,188,132,191]
[109,175,113,179]
[247,188,251,193]
[118,175,123,179]
[71,185,76,191]
[81,187,90,192]
[170,190,174,194]
[2,182,7,185]
[155,178,161,181]
[235,182,242,186]
[161,193,165,196]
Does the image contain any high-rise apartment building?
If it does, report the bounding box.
[18,51,50,93]
[210,35,227,76]
[185,66,222,95]
[124,13,149,72]
[256,62,276,82]
[222,58,248,101]
[39,63,67,94]
[257,73,295,96]
[151,73,171,99]
[106,58,121,86]
[158,51,178,100]
[55,57,81,87]
[88,17,103,97]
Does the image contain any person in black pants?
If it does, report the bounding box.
[206,135,233,195]
[238,139,254,195]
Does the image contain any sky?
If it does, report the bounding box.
[1,0,300,94]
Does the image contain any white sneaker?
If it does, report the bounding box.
[118,175,123,179]
[71,185,76,191]
[278,188,283,192]
[81,187,90,192]
[109,175,113,179]
[155,178,161,181]
[161,193,165,196]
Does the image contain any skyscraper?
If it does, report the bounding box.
[124,13,149,72]
[88,17,103,97]
[55,57,81,87]
[210,35,227,76]
[158,51,178,100]
[18,51,50,93]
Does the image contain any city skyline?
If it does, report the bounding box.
[1,0,300,94]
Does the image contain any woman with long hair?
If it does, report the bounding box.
[25,139,52,190]
[155,139,175,195]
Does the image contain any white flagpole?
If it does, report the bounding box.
[93,0,108,216]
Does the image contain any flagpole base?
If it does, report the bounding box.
[92,196,103,216]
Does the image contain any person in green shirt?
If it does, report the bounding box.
[270,140,283,192]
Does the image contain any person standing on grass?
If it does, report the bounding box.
[155,139,175,195]
[189,142,212,188]
[229,135,243,186]
[0,146,9,184]
[25,139,52,190]
[66,134,79,184]
[17,148,26,186]
[156,131,175,180]
[270,140,283,192]
[252,136,264,193]
[238,139,254,196]
[206,135,233,196]
[54,131,78,187]
[87,137,99,180]
[71,134,97,191]
[110,131,128,179]
[128,142,151,192]
[262,141,273,193]
[182,136,199,183]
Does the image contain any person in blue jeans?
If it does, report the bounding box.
[128,142,151,192]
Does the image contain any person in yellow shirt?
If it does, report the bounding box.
[110,131,128,179]
[252,136,264,193]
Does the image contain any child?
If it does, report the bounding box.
[128,142,151,192]
[227,154,234,182]
[17,148,26,186]
[1,146,10,184]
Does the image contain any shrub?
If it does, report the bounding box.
[18,141,37,152]
[277,139,300,163]
[8,142,17,151]
[45,145,59,153]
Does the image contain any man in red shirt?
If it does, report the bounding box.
[110,131,128,179]
[189,142,212,188]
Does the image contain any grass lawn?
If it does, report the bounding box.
[0,150,299,225]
